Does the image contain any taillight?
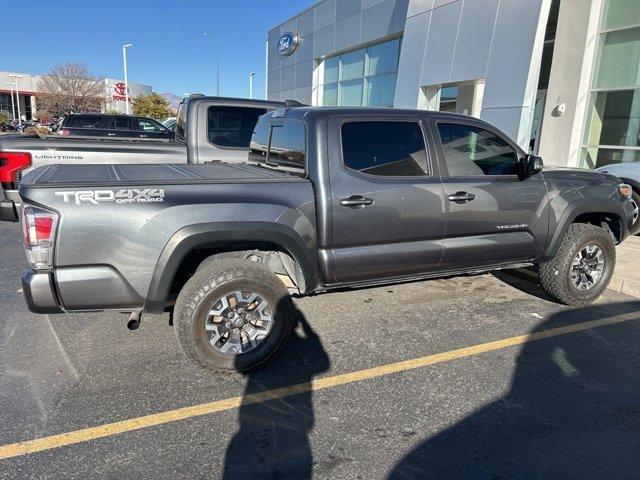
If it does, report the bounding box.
[21,204,59,270]
[59,128,70,136]
[0,151,31,184]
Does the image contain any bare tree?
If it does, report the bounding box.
[37,62,105,117]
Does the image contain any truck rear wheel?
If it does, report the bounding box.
[538,223,615,306]
[173,259,294,372]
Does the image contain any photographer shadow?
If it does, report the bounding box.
[388,300,640,479]
[222,299,330,480]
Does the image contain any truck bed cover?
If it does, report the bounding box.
[22,163,301,187]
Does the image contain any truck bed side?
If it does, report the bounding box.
[19,163,317,313]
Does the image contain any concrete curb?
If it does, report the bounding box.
[608,277,640,299]
[610,236,640,299]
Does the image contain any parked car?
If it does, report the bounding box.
[162,117,177,132]
[596,162,640,235]
[56,113,174,140]
[0,97,284,221]
[15,106,635,372]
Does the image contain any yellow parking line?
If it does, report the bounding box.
[0,313,637,461]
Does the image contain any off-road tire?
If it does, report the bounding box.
[538,223,615,306]
[173,259,294,373]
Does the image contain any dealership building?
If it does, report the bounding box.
[267,0,640,169]
[0,70,152,120]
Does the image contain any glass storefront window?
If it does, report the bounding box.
[367,39,400,76]
[582,147,640,168]
[323,56,339,84]
[322,83,338,106]
[439,86,458,113]
[316,37,401,107]
[0,93,14,118]
[603,0,640,30]
[340,79,364,106]
[595,26,640,89]
[585,89,640,148]
[366,73,397,107]
[341,49,365,81]
[581,0,640,169]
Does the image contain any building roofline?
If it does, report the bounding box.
[268,0,327,33]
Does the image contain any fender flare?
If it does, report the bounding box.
[542,198,628,260]
[144,222,319,313]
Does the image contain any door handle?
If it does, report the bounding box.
[448,191,476,203]
[340,195,374,208]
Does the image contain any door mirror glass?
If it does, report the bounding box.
[523,154,544,176]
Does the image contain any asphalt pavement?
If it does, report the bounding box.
[1,221,639,479]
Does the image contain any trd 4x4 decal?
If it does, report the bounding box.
[54,189,165,205]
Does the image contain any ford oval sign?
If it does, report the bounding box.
[278,31,298,57]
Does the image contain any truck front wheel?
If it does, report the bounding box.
[538,223,615,306]
[630,190,640,235]
[173,259,294,372]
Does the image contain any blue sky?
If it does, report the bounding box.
[0,0,314,99]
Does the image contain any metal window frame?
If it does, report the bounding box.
[316,35,402,108]
[578,1,640,167]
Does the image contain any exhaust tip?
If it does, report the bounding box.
[127,312,141,330]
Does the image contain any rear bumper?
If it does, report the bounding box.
[23,265,144,313]
[22,270,64,314]
[0,189,19,222]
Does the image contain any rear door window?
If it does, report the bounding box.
[134,118,166,132]
[207,106,267,148]
[65,116,104,128]
[113,117,133,130]
[341,122,429,176]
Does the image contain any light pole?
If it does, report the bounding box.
[122,43,133,114]
[5,83,16,121]
[204,33,220,96]
[249,72,255,99]
[9,75,22,124]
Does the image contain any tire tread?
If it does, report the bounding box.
[538,223,615,306]
[173,259,292,373]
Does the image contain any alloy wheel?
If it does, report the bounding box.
[570,244,605,291]
[204,290,273,355]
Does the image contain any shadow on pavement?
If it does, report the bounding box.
[492,269,551,302]
[388,300,640,479]
[222,299,330,479]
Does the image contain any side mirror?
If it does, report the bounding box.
[521,154,543,176]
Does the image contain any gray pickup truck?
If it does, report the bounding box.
[0,96,282,221]
[16,106,635,372]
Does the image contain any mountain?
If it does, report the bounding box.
[160,92,182,110]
